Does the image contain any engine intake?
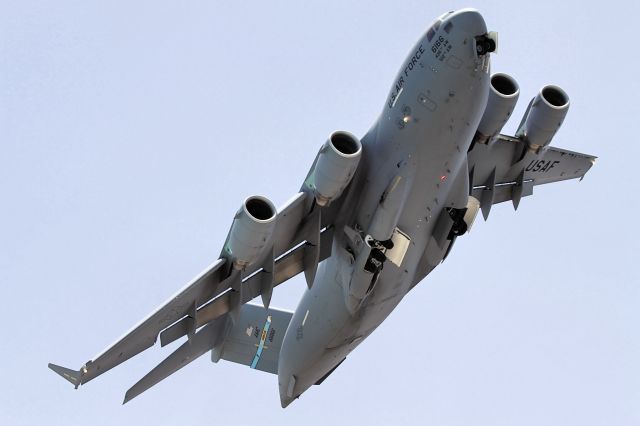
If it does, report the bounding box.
[224,195,276,269]
[473,73,520,145]
[516,85,569,150]
[312,131,362,206]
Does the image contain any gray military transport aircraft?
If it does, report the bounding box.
[49,8,595,407]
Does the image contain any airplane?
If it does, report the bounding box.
[49,8,595,408]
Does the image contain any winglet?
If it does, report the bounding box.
[48,363,82,389]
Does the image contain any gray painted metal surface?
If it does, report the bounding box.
[48,8,595,407]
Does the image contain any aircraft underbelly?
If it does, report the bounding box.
[278,12,490,406]
[277,178,453,405]
[278,94,487,406]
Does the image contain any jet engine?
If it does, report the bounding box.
[224,196,277,269]
[311,131,362,206]
[473,73,520,145]
[516,85,569,150]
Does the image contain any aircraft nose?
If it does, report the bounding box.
[445,8,487,36]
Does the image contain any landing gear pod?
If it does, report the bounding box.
[224,196,277,270]
[312,131,362,206]
[473,73,520,145]
[516,85,569,151]
[475,32,497,56]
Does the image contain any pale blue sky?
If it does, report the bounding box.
[2,1,639,425]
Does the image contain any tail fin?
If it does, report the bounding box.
[218,304,293,374]
[123,317,228,404]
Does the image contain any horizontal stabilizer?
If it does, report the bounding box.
[124,303,293,403]
[48,363,81,389]
[123,317,227,404]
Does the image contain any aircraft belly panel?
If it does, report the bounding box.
[278,11,491,407]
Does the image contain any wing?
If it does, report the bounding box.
[467,134,596,219]
[48,172,342,389]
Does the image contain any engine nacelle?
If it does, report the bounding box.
[473,73,520,145]
[312,131,362,206]
[516,85,569,150]
[224,196,276,270]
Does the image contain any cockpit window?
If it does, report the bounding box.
[427,20,442,41]
[444,21,453,34]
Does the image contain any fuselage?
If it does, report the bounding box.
[278,9,491,407]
